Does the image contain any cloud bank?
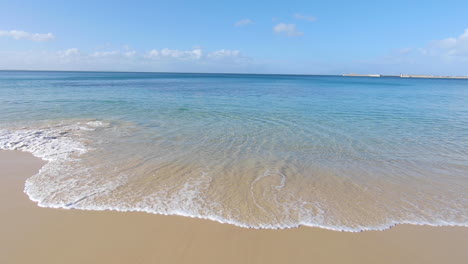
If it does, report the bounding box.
[2,28,468,75]
[351,28,468,76]
[0,30,55,42]
[0,47,259,73]
[421,28,468,61]
[57,47,245,63]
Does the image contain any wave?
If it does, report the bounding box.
[1,120,467,232]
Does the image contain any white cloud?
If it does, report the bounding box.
[0,30,55,42]
[144,48,243,61]
[58,48,80,58]
[422,28,468,59]
[91,50,120,57]
[145,49,159,58]
[234,19,253,27]
[359,28,468,76]
[207,49,241,59]
[159,48,203,60]
[293,13,317,22]
[0,47,254,73]
[273,23,303,37]
[123,45,137,57]
[124,50,137,57]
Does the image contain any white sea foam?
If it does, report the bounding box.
[0,127,84,161]
[0,120,108,161]
[0,120,122,210]
[1,120,467,232]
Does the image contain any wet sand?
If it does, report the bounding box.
[1,150,467,264]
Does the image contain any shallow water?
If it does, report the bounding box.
[0,71,467,231]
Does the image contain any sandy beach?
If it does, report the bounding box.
[0,150,466,264]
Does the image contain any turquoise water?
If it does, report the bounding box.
[0,71,467,231]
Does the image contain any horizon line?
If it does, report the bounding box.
[0,69,339,77]
[1,69,467,79]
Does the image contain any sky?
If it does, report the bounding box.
[1,0,468,75]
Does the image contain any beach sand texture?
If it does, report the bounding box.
[1,150,467,264]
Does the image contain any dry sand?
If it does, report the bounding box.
[1,150,467,264]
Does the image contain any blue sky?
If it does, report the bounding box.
[1,0,468,75]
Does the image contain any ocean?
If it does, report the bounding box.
[0,71,467,231]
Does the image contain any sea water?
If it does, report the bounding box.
[0,71,467,231]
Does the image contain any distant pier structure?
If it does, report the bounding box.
[400,74,468,79]
[342,73,468,79]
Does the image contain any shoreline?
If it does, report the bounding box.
[1,150,468,264]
